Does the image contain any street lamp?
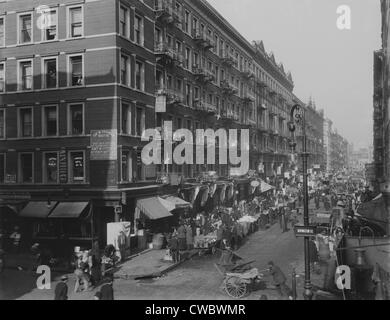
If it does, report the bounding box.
[288,103,313,301]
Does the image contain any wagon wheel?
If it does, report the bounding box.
[224,276,247,299]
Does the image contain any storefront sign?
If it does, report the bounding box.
[59,150,68,184]
[90,130,118,161]
[294,225,317,237]
[5,174,16,184]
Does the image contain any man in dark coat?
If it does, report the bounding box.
[100,275,114,300]
[54,275,69,300]
[268,261,293,300]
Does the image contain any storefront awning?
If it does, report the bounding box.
[49,202,89,219]
[162,196,191,209]
[260,180,275,194]
[136,197,173,220]
[19,201,58,218]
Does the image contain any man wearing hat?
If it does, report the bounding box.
[54,275,69,300]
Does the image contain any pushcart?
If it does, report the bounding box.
[214,260,264,299]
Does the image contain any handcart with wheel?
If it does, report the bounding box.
[214,260,265,299]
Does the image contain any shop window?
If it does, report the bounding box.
[43,152,58,184]
[69,151,85,183]
[19,153,33,183]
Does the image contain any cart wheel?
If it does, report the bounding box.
[224,277,247,299]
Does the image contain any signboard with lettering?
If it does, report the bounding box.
[90,130,118,161]
[156,95,167,113]
[294,225,317,237]
[5,174,17,184]
[59,150,68,184]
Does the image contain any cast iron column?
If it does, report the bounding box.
[289,104,313,300]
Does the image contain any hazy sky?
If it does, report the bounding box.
[207,0,381,148]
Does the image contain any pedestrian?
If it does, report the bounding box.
[267,261,293,300]
[168,232,179,263]
[185,223,193,250]
[54,275,69,300]
[309,239,320,274]
[177,222,187,251]
[9,226,21,254]
[100,275,114,300]
[74,255,90,293]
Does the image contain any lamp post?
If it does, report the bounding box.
[288,103,313,300]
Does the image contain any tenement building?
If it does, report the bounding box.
[0,0,324,247]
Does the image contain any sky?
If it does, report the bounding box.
[207,0,382,149]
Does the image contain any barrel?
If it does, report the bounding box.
[152,233,165,250]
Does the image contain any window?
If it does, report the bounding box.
[134,15,143,45]
[43,152,58,184]
[19,153,33,183]
[19,13,32,44]
[68,104,84,135]
[119,6,129,37]
[0,63,4,92]
[69,151,85,182]
[42,9,57,41]
[120,54,130,86]
[184,11,190,34]
[43,106,58,136]
[19,60,33,90]
[135,61,144,91]
[186,84,191,106]
[69,55,83,86]
[121,150,133,182]
[135,107,145,136]
[0,17,4,47]
[43,58,57,88]
[0,153,4,183]
[19,108,33,137]
[68,6,83,38]
[185,47,191,69]
[0,109,4,139]
[121,102,131,134]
